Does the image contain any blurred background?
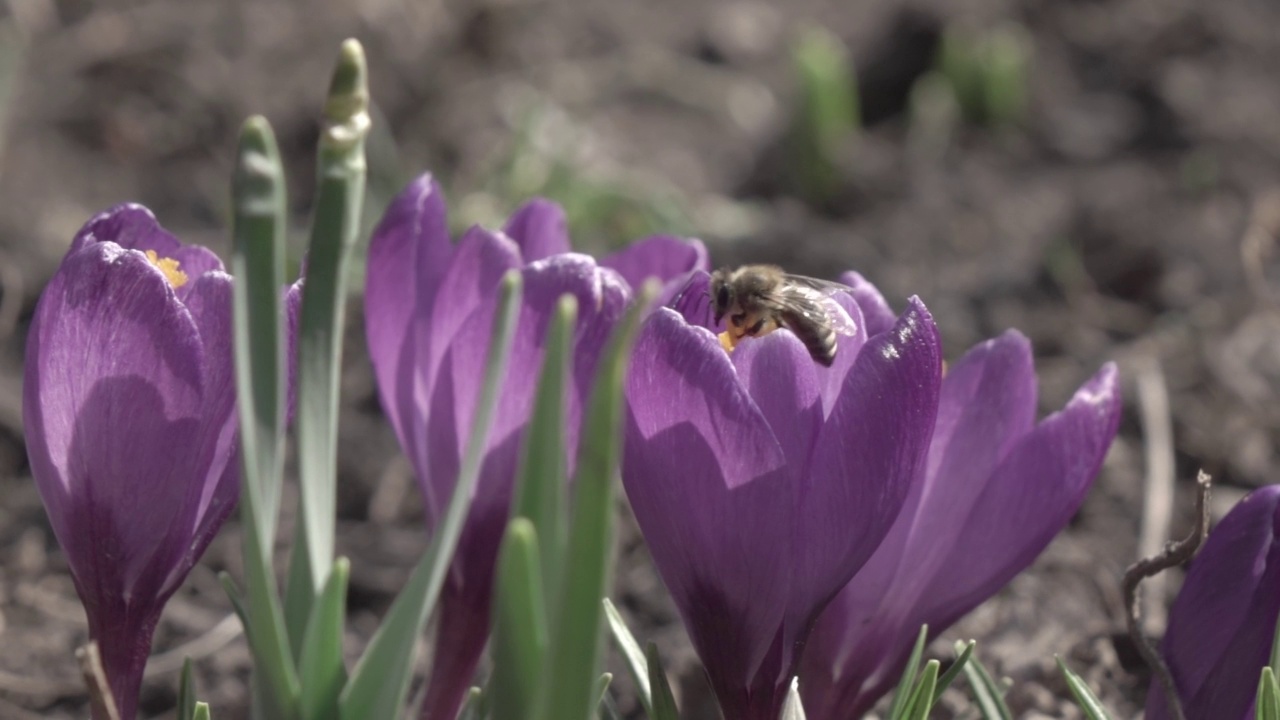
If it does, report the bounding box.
[1,0,1279,717]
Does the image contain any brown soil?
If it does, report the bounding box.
[2,0,1279,717]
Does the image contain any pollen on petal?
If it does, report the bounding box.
[718,330,737,353]
[145,249,188,288]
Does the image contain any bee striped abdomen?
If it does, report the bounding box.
[782,311,838,366]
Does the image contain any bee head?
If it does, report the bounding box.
[709,269,732,323]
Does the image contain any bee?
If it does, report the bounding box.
[709,265,858,366]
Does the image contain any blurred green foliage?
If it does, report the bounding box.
[788,24,860,205]
[934,23,1033,128]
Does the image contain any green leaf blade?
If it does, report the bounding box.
[230,114,300,720]
[291,37,372,619]
[602,598,652,716]
[1055,657,1113,720]
[298,558,351,720]
[644,642,680,720]
[534,282,654,720]
[339,271,523,720]
[511,294,577,599]
[888,625,929,720]
[491,519,550,720]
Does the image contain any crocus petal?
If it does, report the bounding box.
[915,362,1120,622]
[731,331,822,475]
[24,243,212,719]
[503,198,571,262]
[168,271,238,595]
[792,298,942,637]
[624,308,793,700]
[801,332,1041,716]
[668,271,718,332]
[26,243,207,592]
[1146,486,1280,720]
[600,235,710,290]
[417,253,628,719]
[413,226,522,518]
[366,174,452,456]
[69,204,224,303]
[837,270,895,337]
[813,293,868,417]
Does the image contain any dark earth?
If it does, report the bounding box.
[2,0,1279,718]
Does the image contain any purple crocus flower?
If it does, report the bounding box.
[24,205,247,719]
[363,174,707,720]
[798,284,1122,719]
[1145,485,1280,720]
[621,271,943,720]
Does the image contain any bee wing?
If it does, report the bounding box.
[770,284,858,337]
[781,274,855,296]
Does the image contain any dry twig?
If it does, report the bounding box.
[75,641,120,720]
[1123,470,1212,720]
[1136,357,1175,635]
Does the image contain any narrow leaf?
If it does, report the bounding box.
[217,573,249,630]
[1257,667,1280,720]
[593,673,612,713]
[339,271,523,720]
[231,115,300,720]
[959,643,1011,720]
[932,640,974,706]
[231,114,288,555]
[888,625,929,720]
[645,642,680,720]
[603,598,652,715]
[1055,657,1113,720]
[491,519,549,720]
[457,688,485,720]
[178,659,197,720]
[534,282,655,720]
[902,660,939,720]
[512,294,577,600]
[298,558,350,720]
[193,702,211,720]
[779,677,807,720]
[288,37,373,645]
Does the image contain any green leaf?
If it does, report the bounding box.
[231,114,288,555]
[1257,667,1280,720]
[980,24,1031,127]
[217,573,249,630]
[888,625,929,720]
[959,643,1010,720]
[932,640,974,706]
[779,677,807,720]
[593,674,612,712]
[193,702,211,720]
[902,660,939,720]
[533,282,655,720]
[1055,657,1112,720]
[598,692,624,720]
[298,558,350,720]
[456,688,485,720]
[645,642,680,720]
[339,271,523,720]
[511,294,577,602]
[790,23,859,202]
[178,658,197,720]
[287,37,372,649]
[602,598,652,715]
[231,115,301,720]
[491,519,549,720]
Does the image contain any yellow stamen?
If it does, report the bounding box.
[718,331,737,353]
[145,249,188,288]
